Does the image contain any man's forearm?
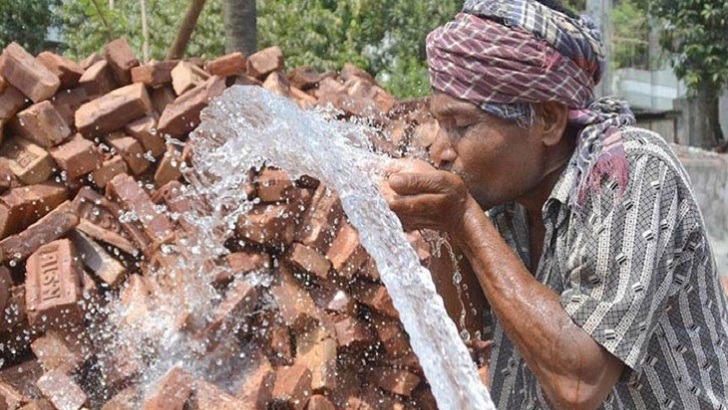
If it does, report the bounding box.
[453,199,622,408]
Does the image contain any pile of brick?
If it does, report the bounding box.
[0,38,485,410]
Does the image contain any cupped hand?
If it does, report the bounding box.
[381,158,473,234]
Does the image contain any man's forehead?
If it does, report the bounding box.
[430,93,481,118]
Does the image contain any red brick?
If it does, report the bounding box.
[118,274,152,328]
[104,38,139,85]
[157,75,226,137]
[101,386,141,410]
[95,342,143,392]
[0,83,26,123]
[326,224,368,278]
[79,60,117,97]
[237,204,298,248]
[247,46,285,80]
[206,52,246,77]
[50,87,90,127]
[290,86,317,110]
[191,379,245,410]
[11,100,72,147]
[350,281,399,319]
[306,395,335,410]
[90,155,128,189]
[0,266,8,320]
[226,250,270,274]
[287,67,331,91]
[411,386,438,410]
[296,185,344,252]
[236,358,275,409]
[295,326,337,393]
[75,83,152,137]
[125,115,166,157]
[200,279,258,350]
[270,264,319,330]
[377,368,421,397]
[150,85,176,116]
[36,52,83,89]
[36,369,87,410]
[24,239,84,329]
[171,61,210,96]
[17,399,55,410]
[69,229,126,288]
[103,132,150,175]
[30,329,86,374]
[0,182,68,238]
[1,43,60,102]
[0,200,78,263]
[0,159,16,190]
[340,63,375,84]
[356,258,380,281]
[372,315,410,358]
[0,377,28,408]
[131,60,177,87]
[268,324,294,365]
[49,133,102,179]
[0,286,37,356]
[290,243,331,280]
[79,53,103,71]
[141,366,193,410]
[106,173,175,248]
[153,145,183,187]
[271,365,312,410]
[333,317,374,349]
[310,285,356,316]
[263,72,291,98]
[0,136,55,185]
[71,187,138,255]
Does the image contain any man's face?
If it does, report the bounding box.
[428,93,549,210]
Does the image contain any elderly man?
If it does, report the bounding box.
[385,0,728,408]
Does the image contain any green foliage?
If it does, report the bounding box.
[611,0,649,69]
[0,0,61,54]
[655,0,728,93]
[60,0,225,62]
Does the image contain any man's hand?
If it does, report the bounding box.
[382,159,472,233]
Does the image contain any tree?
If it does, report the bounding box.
[224,0,257,56]
[0,0,61,55]
[655,0,727,148]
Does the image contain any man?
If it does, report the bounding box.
[384,0,728,408]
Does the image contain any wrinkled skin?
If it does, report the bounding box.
[384,93,624,409]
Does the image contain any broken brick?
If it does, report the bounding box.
[206,52,246,77]
[68,229,127,288]
[271,365,312,410]
[333,317,374,349]
[79,53,103,71]
[153,145,183,187]
[0,266,10,323]
[103,132,151,175]
[377,368,420,397]
[290,243,331,280]
[171,61,210,96]
[1,43,60,103]
[157,75,226,137]
[125,115,166,157]
[296,185,344,253]
[270,264,319,330]
[104,38,140,85]
[326,224,368,278]
[350,280,399,319]
[90,155,128,189]
[140,366,192,410]
[263,72,291,98]
[101,385,141,410]
[247,46,285,80]
[50,87,90,127]
[49,133,103,179]
[36,52,83,89]
[372,315,410,358]
[79,60,117,97]
[295,326,337,393]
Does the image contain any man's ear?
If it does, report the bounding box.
[535,102,569,146]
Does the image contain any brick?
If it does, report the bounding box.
[290,243,331,280]
[75,83,152,137]
[226,250,270,274]
[372,315,410,358]
[106,173,175,247]
[411,386,438,410]
[359,390,408,410]
[0,200,78,263]
[356,258,380,281]
[71,187,139,255]
[310,285,356,316]
[295,326,337,393]
[0,136,55,185]
[131,60,177,87]
[150,85,176,115]
[95,343,143,392]
[30,330,85,374]
[90,155,128,188]
[290,86,317,110]
[103,132,150,175]
[17,399,55,410]
[11,100,72,147]
[340,63,375,84]
[350,281,398,318]
[36,52,83,89]
[333,317,374,349]
[0,182,68,238]
[326,224,368,278]
[50,87,90,127]
[36,369,87,410]
[151,180,195,231]
[101,385,141,410]
[153,145,183,187]
[48,134,102,179]
[306,395,336,410]
[68,229,126,288]
[23,239,83,329]
[377,369,420,397]
[191,379,245,410]
[257,168,296,203]
[119,274,152,327]
[271,365,312,410]
[268,324,294,365]
[236,358,275,409]
[0,159,15,190]
[157,75,226,137]
[200,279,258,350]
[0,380,28,409]
[263,72,291,98]
[125,115,166,157]
[237,204,298,248]
[1,43,60,103]
[0,266,9,323]
[0,83,25,122]
[206,52,246,77]
[104,38,140,85]
[247,46,284,80]
[79,53,103,71]
[287,66,331,91]
[141,366,193,410]
[171,61,210,96]
[270,264,319,330]
[0,286,36,357]
[296,185,344,252]
[79,60,117,97]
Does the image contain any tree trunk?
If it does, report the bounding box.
[694,83,725,149]
[223,0,257,56]
[167,0,207,60]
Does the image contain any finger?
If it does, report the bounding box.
[388,193,447,216]
[388,172,449,195]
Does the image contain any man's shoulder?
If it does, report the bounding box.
[620,126,677,163]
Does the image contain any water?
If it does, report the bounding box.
[186,85,495,410]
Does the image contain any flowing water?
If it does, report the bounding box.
[182,85,496,410]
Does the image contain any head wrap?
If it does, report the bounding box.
[426,0,636,209]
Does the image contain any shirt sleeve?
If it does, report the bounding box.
[559,155,691,371]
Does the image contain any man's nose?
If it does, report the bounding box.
[429,128,457,168]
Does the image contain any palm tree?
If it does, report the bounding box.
[223,0,257,56]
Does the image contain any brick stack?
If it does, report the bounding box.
[0,39,470,410]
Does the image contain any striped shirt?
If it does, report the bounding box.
[486,127,728,409]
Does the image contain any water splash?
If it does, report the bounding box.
[189,85,495,410]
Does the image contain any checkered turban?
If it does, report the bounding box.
[426,0,636,209]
